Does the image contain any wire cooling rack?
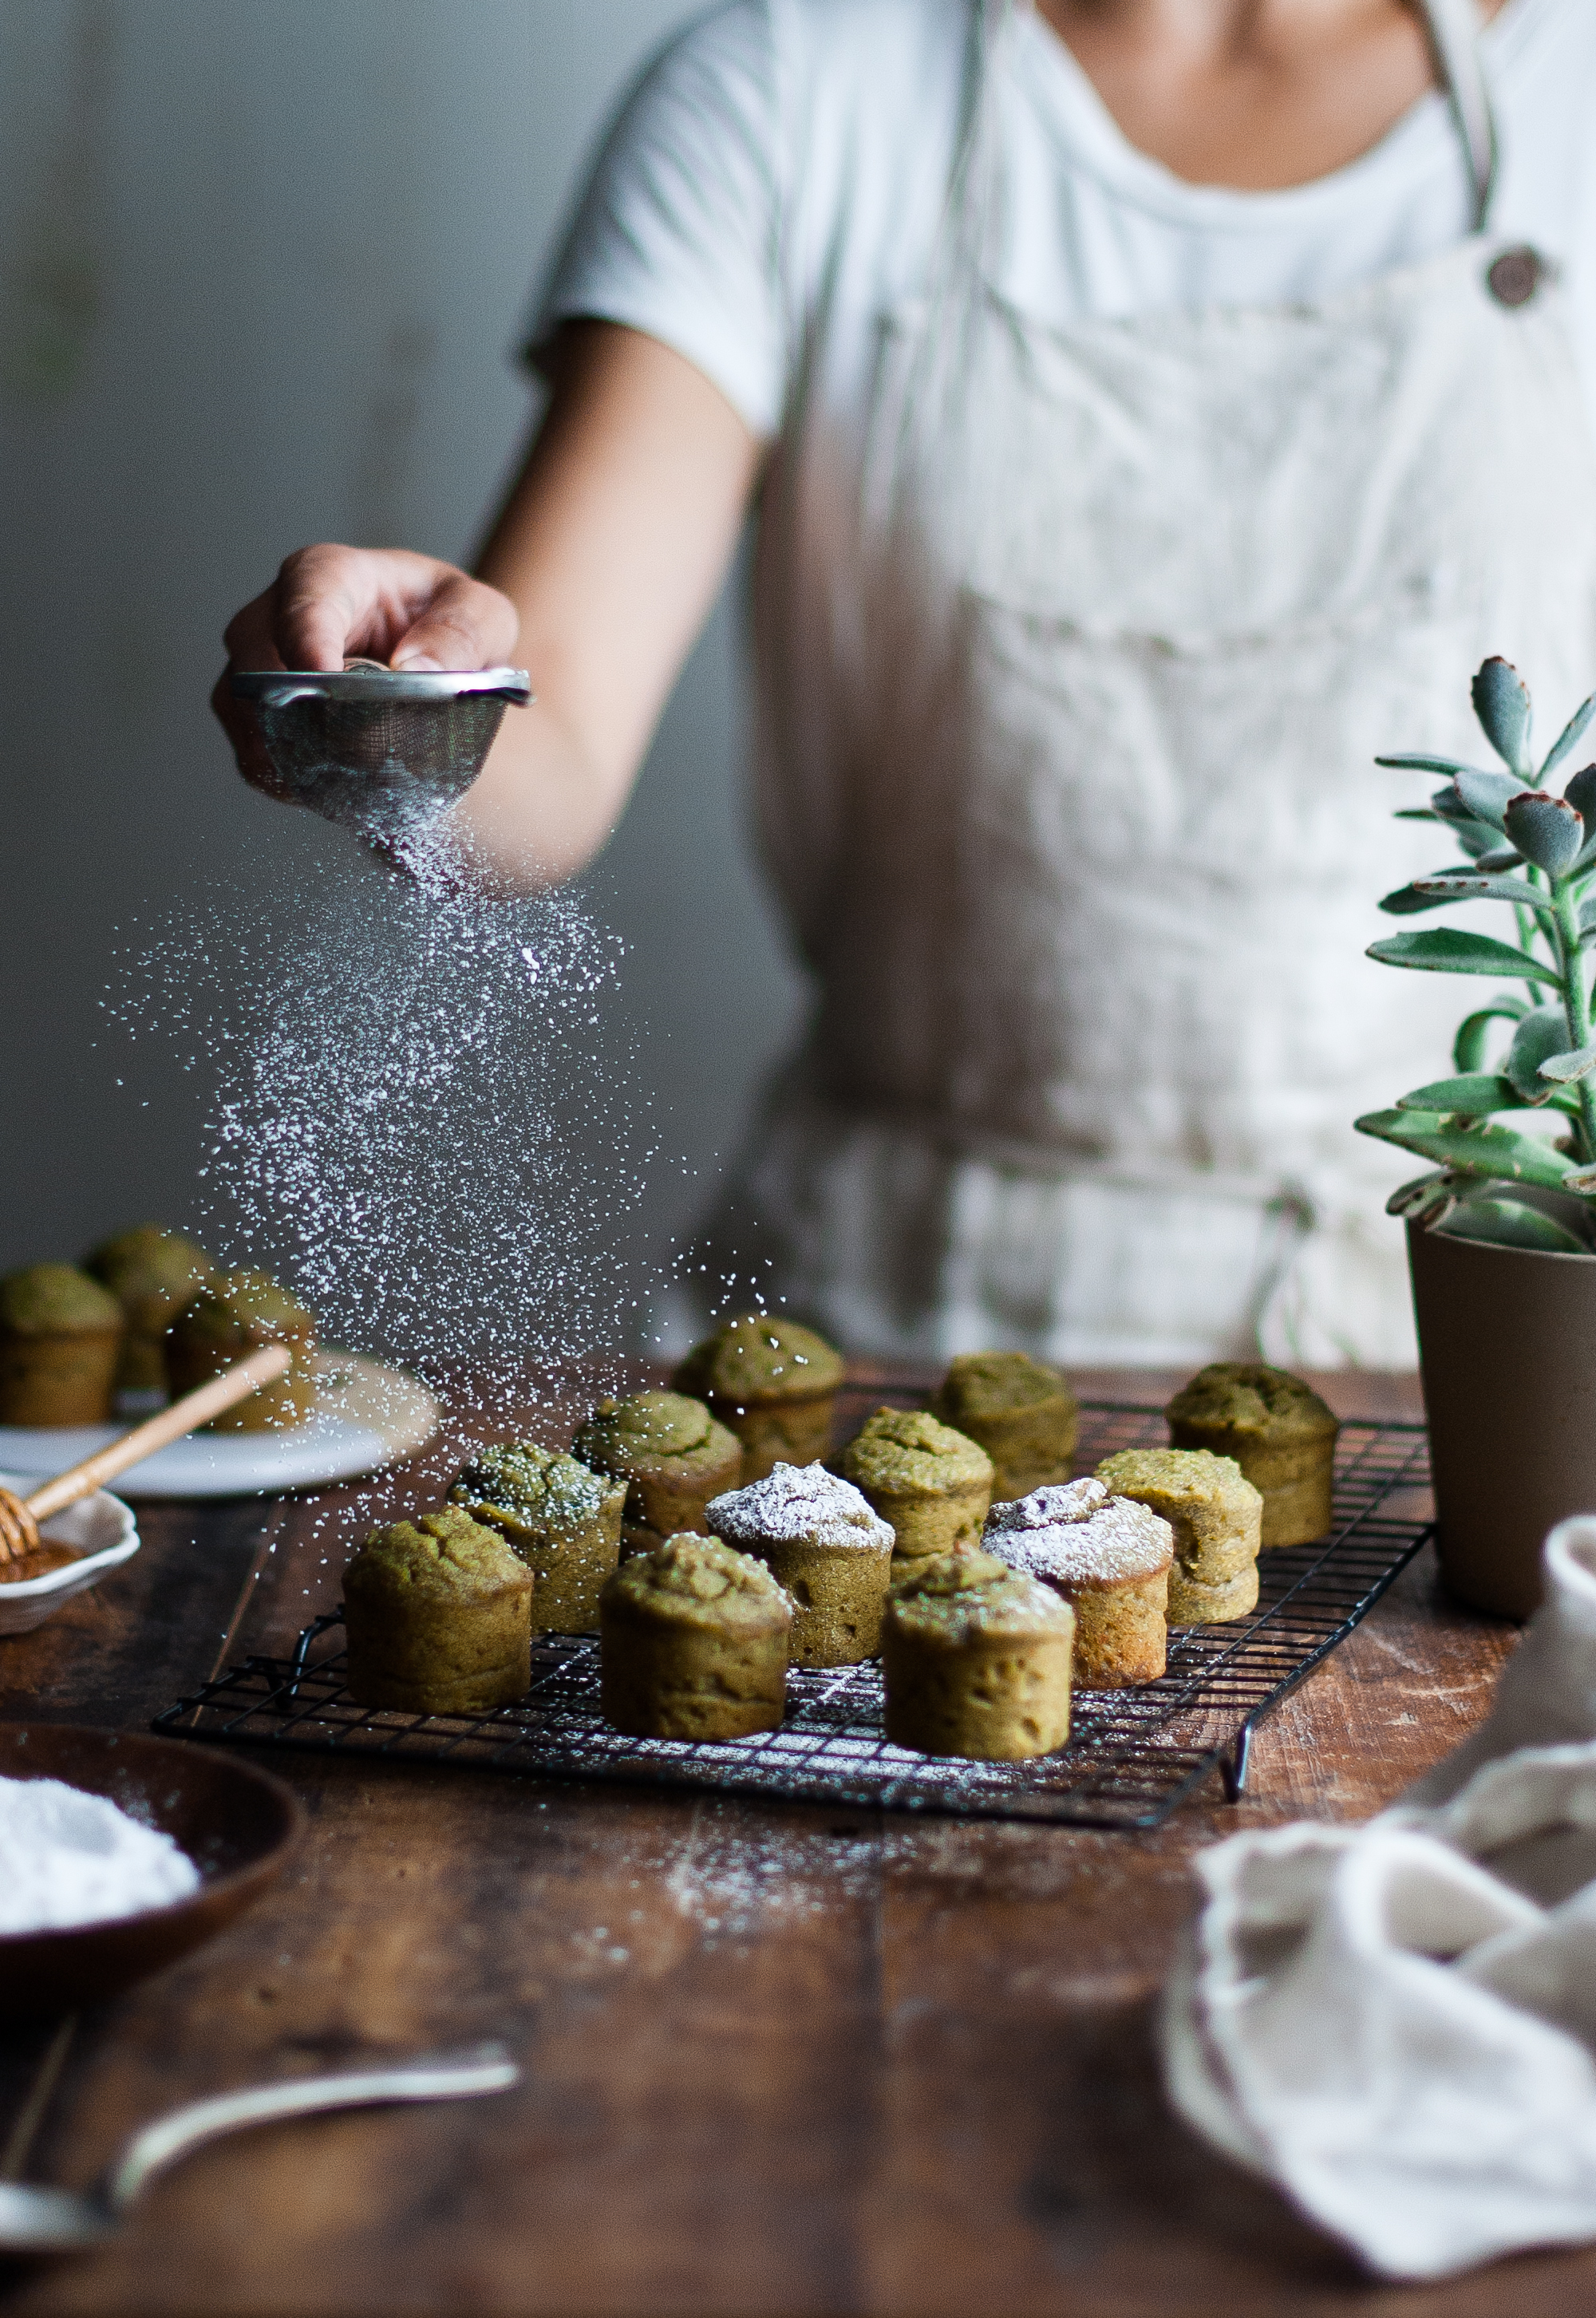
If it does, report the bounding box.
[152,1397,1434,1829]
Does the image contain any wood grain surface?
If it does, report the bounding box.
[0,1366,1580,2318]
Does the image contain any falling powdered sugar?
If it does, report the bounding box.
[107,827,662,1390]
[707,1462,894,1554]
[0,1776,200,1933]
[986,1477,1173,1585]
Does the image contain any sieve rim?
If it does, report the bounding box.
[230,666,532,708]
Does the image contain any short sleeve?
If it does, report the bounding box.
[529,2,785,440]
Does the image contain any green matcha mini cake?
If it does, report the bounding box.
[840,1407,993,1577]
[599,1532,792,1740]
[85,1223,214,1407]
[166,1270,318,1431]
[573,1389,743,1552]
[673,1314,846,1482]
[450,1440,626,1633]
[1163,1564,1261,1625]
[706,1459,894,1667]
[1165,1363,1340,1547]
[932,1351,1078,1502]
[0,1264,125,1428]
[1095,1447,1261,1628]
[882,1546,1074,1761]
[985,1479,1172,1688]
[343,1506,535,1716]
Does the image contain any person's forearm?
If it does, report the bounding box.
[447,322,762,894]
[444,689,620,890]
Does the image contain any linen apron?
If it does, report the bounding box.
[692,0,1596,1368]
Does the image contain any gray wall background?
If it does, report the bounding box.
[0,2,806,1358]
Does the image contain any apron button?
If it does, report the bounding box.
[1487,247,1546,309]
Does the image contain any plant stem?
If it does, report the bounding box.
[1516,868,1550,998]
[1551,873,1596,1164]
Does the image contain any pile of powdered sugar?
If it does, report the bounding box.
[707,1462,894,1554]
[0,1775,200,1934]
[985,1477,1173,1585]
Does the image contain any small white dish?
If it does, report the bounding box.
[0,1473,140,1637]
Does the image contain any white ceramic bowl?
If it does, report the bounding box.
[0,1471,140,1637]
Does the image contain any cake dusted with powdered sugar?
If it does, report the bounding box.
[984,1477,1172,1690]
[986,1477,1172,1585]
[708,1461,892,1554]
[706,1461,893,1669]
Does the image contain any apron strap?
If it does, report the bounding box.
[941,0,1009,286]
[1419,0,1498,231]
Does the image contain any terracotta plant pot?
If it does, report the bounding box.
[1408,1196,1596,1618]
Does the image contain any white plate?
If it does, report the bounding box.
[0,1351,439,1500]
[0,1475,139,1636]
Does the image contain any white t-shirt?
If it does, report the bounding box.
[538,0,1596,447]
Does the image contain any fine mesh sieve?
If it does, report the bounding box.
[230,661,533,839]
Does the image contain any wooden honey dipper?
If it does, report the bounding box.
[0,1343,293,1562]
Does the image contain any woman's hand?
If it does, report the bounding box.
[211,548,519,804]
[214,322,762,885]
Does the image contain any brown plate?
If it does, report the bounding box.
[0,1726,303,2020]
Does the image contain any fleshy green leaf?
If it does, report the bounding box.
[1539,1041,1596,1084]
[1366,929,1560,985]
[1455,767,1521,829]
[1438,1198,1592,1254]
[1473,657,1534,775]
[1381,885,1448,916]
[1564,764,1596,820]
[1412,875,1555,916]
[1543,699,1596,780]
[1454,999,1529,1073]
[1354,1110,1573,1187]
[1396,1075,1518,1116]
[1386,1170,1468,1222]
[1506,1007,1574,1100]
[1578,896,1596,940]
[1428,788,1500,858]
[1505,790,1584,876]
[1564,780,1596,875]
[1377,753,1498,778]
[1476,846,1523,872]
[1393,808,1440,824]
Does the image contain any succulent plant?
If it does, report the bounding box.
[1357,657,1596,1256]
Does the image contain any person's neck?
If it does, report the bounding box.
[1033,1,1509,192]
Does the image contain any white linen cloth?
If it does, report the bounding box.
[1162,1517,1596,2280]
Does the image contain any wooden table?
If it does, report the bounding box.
[0,1366,1580,2317]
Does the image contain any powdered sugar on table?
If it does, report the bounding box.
[986,1478,1172,1585]
[708,1462,894,1554]
[0,1775,200,1935]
